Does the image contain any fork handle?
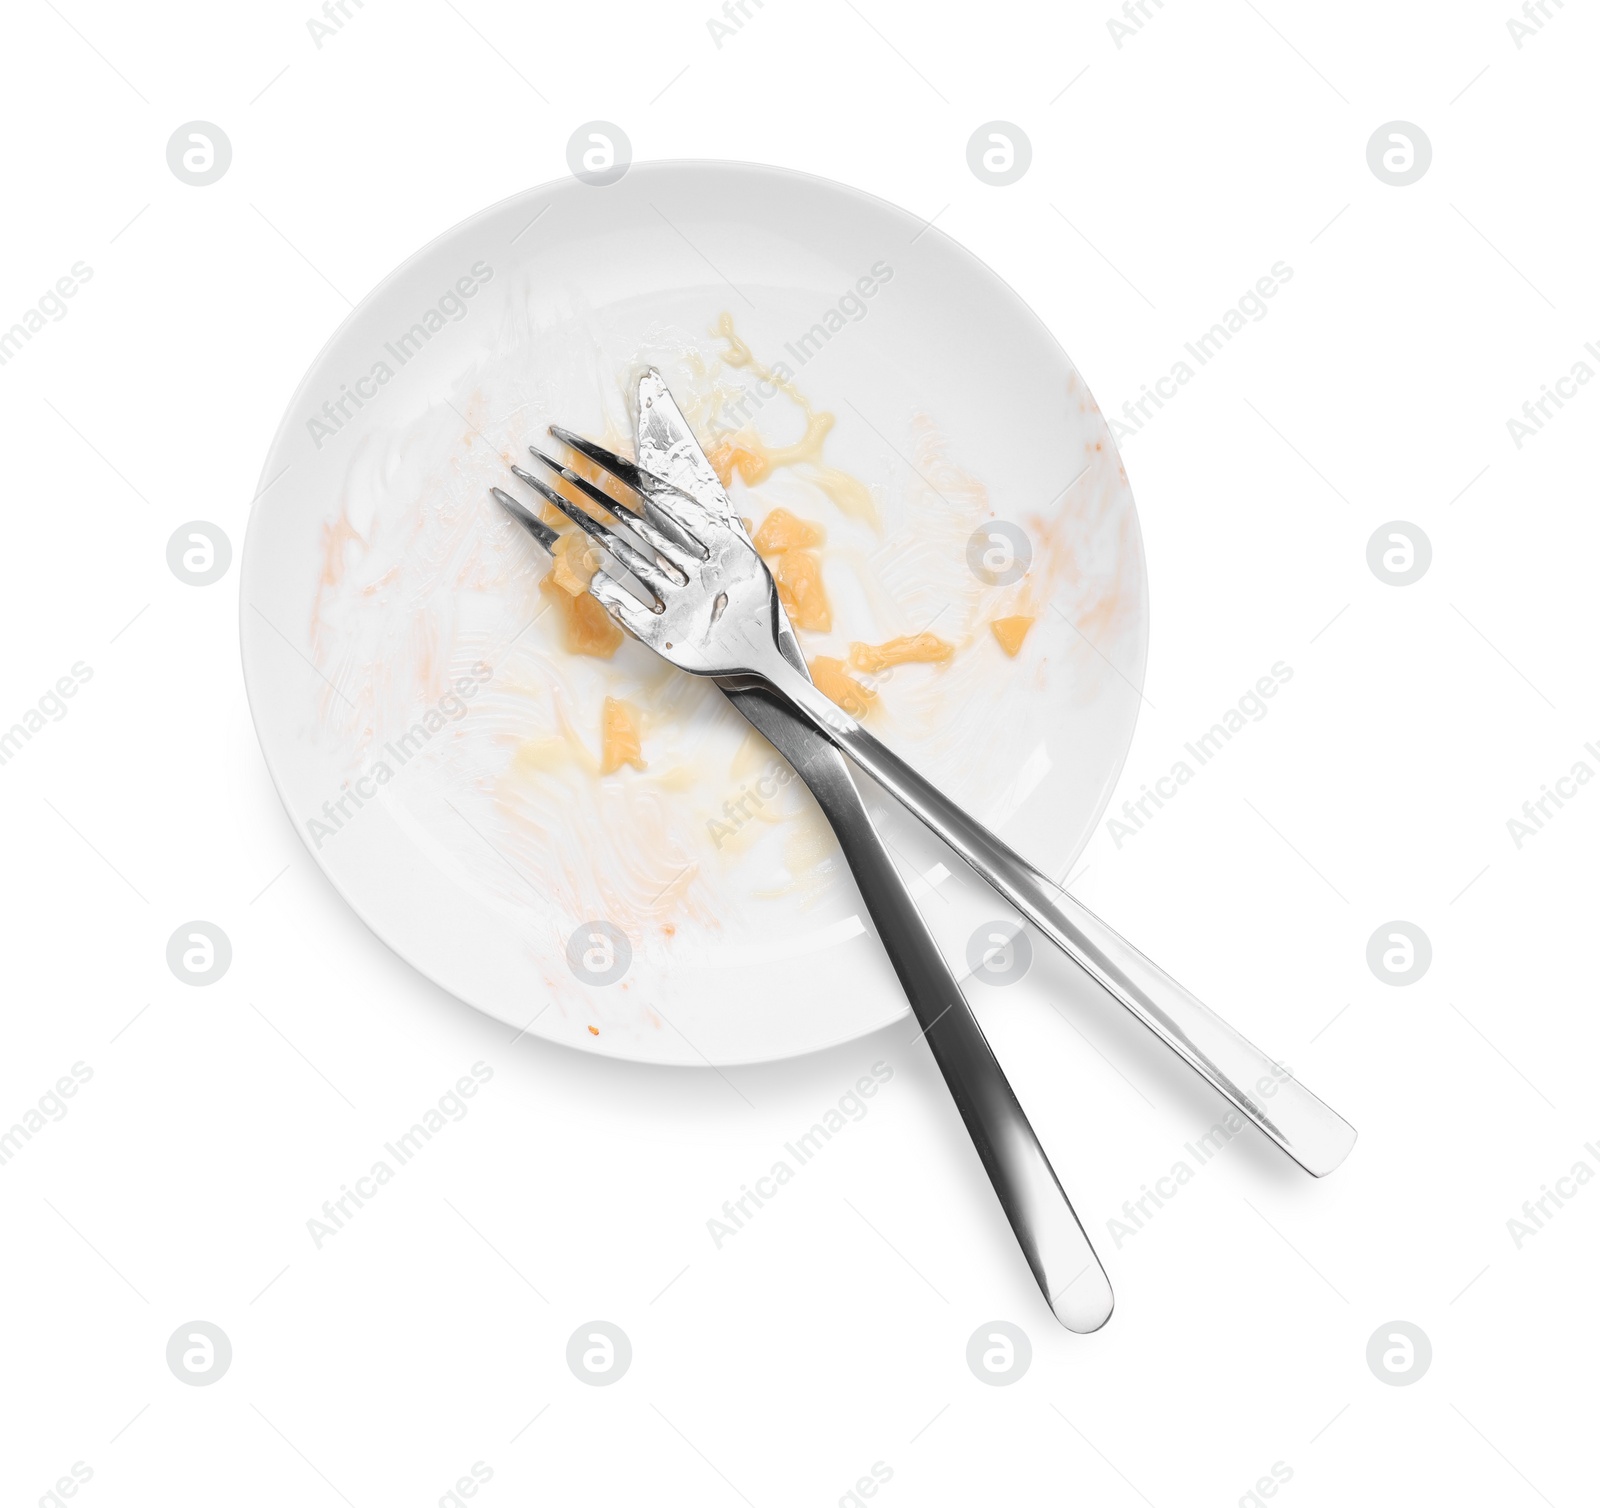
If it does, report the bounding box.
[723,682,1114,1332]
[761,663,1358,1179]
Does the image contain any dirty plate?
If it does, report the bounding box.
[240,161,1147,1065]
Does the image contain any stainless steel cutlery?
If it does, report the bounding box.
[493,369,1355,1328]
[496,376,1112,1331]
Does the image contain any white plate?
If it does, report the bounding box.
[241,161,1148,1066]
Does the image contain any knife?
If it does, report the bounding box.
[627,371,1114,1333]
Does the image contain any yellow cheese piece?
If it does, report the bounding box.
[753,508,826,556]
[848,634,954,673]
[990,616,1035,657]
[547,529,600,597]
[809,656,876,716]
[600,696,645,773]
[773,550,831,632]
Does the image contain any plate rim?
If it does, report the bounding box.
[238,157,1151,1067]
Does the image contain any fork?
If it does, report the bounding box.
[501,374,1357,1183]
[494,396,1116,1333]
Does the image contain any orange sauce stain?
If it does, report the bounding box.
[318,512,365,593]
[1072,591,1120,642]
[709,314,879,529]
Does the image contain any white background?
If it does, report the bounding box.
[2,2,1597,1505]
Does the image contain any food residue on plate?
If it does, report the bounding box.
[305,293,1142,1000]
[848,633,954,674]
[752,507,825,554]
[753,504,832,631]
[707,313,877,527]
[540,529,624,657]
[990,615,1035,657]
[771,547,831,632]
[494,318,1080,884]
[808,656,877,716]
[600,696,646,774]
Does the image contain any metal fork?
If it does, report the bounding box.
[494,384,1116,1334]
[502,372,1356,1183]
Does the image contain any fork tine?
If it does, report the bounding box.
[548,426,649,493]
[527,445,695,578]
[490,485,558,551]
[547,427,708,560]
[508,463,674,605]
[508,464,613,547]
[527,443,641,524]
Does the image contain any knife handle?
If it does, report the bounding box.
[766,662,1358,1179]
[726,686,1114,1333]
